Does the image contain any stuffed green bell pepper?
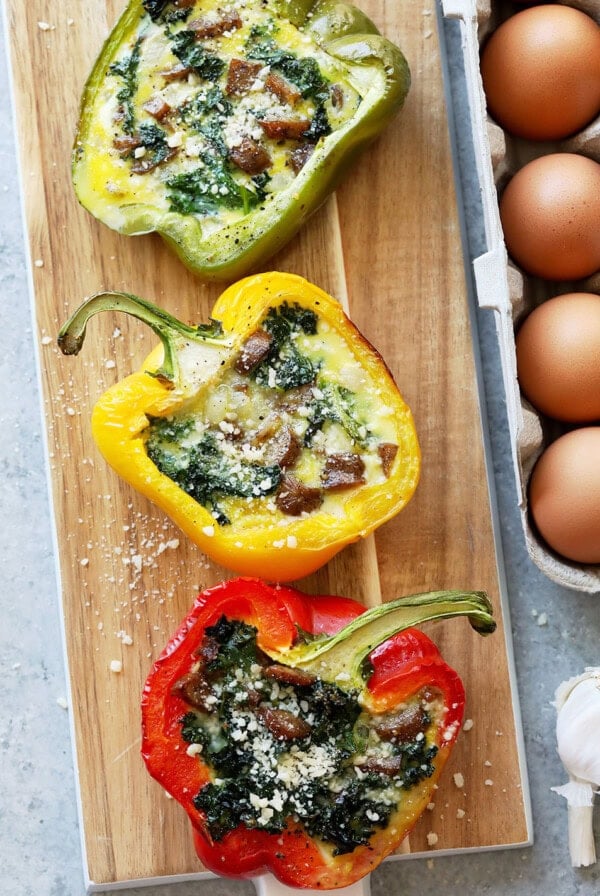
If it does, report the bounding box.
[73,0,411,281]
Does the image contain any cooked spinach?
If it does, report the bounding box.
[167,153,261,216]
[138,121,172,166]
[304,103,332,142]
[251,171,271,203]
[304,382,371,447]
[143,0,192,23]
[204,617,265,678]
[179,87,233,131]
[145,425,281,523]
[253,303,319,391]
[143,0,169,20]
[307,777,394,854]
[263,302,318,341]
[109,38,142,134]
[248,20,279,41]
[170,29,226,81]
[164,8,194,24]
[194,778,257,840]
[246,38,330,101]
[198,116,228,157]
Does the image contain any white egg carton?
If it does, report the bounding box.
[441,0,600,592]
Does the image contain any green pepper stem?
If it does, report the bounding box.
[57,291,225,382]
[271,590,495,688]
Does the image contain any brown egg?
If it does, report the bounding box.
[480,5,600,140]
[516,293,600,423]
[499,153,600,280]
[529,428,600,564]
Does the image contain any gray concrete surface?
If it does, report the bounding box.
[0,10,598,896]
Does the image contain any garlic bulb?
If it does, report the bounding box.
[552,667,600,867]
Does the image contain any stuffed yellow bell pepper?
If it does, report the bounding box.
[58,273,420,580]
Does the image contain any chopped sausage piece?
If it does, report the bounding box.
[229,136,272,176]
[277,383,315,413]
[264,426,302,469]
[265,71,301,106]
[246,688,262,708]
[265,664,317,687]
[330,84,345,108]
[160,63,193,82]
[356,756,405,776]
[226,58,263,95]
[172,671,216,712]
[142,95,172,121]
[289,143,315,174]
[420,686,442,706]
[235,328,273,374]
[377,442,398,478]
[373,705,428,742]
[131,147,178,174]
[256,705,312,740]
[195,633,220,667]
[221,422,244,442]
[113,134,142,154]
[189,10,242,39]
[276,474,323,516]
[251,415,280,447]
[259,118,311,141]
[173,0,196,7]
[321,453,366,491]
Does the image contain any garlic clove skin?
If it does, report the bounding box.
[556,671,600,785]
[552,667,600,868]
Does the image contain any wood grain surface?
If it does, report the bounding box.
[6,0,530,888]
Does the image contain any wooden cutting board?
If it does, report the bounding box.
[6,0,531,889]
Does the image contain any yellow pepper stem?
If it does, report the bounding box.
[57,290,225,382]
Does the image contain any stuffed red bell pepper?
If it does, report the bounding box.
[141,578,495,889]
